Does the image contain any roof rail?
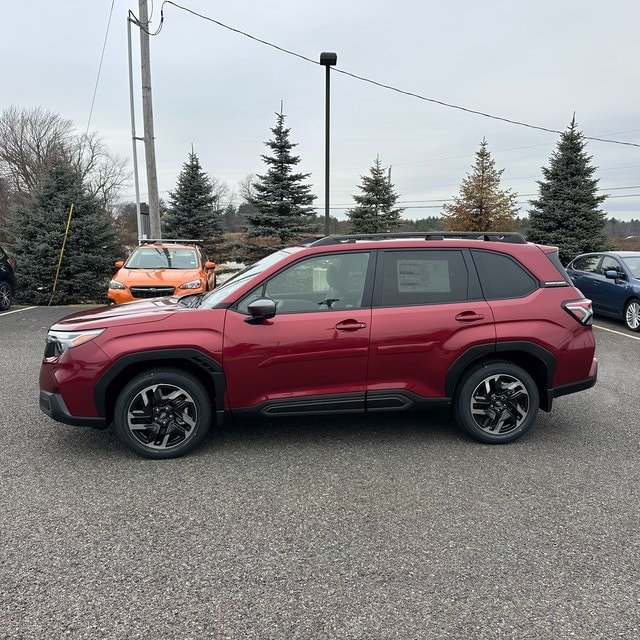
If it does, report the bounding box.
[307,231,526,246]
[139,238,202,245]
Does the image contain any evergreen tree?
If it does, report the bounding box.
[10,157,120,304]
[442,139,518,232]
[245,111,318,254]
[527,117,607,263]
[163,151,223,258]
[347,156,404,233]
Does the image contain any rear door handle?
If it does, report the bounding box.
[336,320,368,331]
[455,311,485,323]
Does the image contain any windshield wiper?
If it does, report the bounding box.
[177,293,204,308]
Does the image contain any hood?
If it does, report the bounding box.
[51,297,181,330]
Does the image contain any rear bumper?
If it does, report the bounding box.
[39,390,107,429]
[545,357,598,409]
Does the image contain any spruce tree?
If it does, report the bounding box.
[527,117,607,264]
[10,157,120,304]
[245,111,318,255]
[442,139,518,232]
[163,151,223,258]
[347,157,404,233]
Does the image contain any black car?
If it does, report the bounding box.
[0,245,16,311]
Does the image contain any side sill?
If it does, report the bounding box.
[259,394,365,417]
[366,390,451,412]
[231,391,452,419]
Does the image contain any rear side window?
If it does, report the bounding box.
[571,255,600,273]
[472,250,537,300]
[378,250,468,306]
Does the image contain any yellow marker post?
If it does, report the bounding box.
[49,203,75,306]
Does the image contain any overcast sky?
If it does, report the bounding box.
[3,0,640,220]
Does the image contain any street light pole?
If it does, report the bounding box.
[320,52,337,236]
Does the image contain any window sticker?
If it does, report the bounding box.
[397,260,450,293]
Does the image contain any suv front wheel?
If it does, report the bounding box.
[455,361,539,444]
[0,280,12,311]
[114,368,212,459]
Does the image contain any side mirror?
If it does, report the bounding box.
[205,261,216,270]
[604,269,625,281]
[245,298,277,324]
[115,260,124,268]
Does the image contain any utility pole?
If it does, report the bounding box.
[138,0,161,238]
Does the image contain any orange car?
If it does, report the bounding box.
[108,241,216,304]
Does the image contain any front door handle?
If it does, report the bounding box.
[455,311,485,323]
[336,320,368,332]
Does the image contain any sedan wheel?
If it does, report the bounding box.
[455,362,539,444]
[624,299,640,332]
[0,280,12,311]
[114,369,211,458]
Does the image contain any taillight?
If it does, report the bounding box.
[562,299,593,326]
[8,257,15,269]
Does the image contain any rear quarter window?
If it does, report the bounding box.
[472,250,537,299]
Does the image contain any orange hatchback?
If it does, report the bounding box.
[108,241,216,304]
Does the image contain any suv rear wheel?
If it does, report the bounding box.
[455,361,539,444]
[114,368,211,459]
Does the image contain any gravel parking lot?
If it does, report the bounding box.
[1,306,639,639]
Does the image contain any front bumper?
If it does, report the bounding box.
[39,390,107,429]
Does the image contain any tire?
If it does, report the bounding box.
[624,298,640,332]
[114,368,212,459]
[0,280,12,311]
[454,361,539,444]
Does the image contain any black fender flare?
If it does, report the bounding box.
[445,341,556,404]
[94,348,225,418]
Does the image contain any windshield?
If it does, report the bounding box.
[622,256,640,279]
[200,249,293,308]
[125,247,199,270]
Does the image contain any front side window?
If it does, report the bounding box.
[600,256,624,277]
[237,252,370,314]
[378,250,468,306]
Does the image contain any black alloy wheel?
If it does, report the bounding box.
[455,361,539,444]
[114,369,211,459]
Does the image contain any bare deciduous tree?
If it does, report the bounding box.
[0,106,73,192]
[238,173,257,202]
[0,105,129,212]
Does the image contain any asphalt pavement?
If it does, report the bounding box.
[0,305,638,639]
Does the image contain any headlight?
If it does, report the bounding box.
[179,279,203,290]
[44,329,105,358]
[109,279,126,290]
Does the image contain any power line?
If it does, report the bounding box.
[158,1,640,149]
[85,0,116,136]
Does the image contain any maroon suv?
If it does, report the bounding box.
[39,232,597,458]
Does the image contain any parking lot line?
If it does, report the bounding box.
[0,306,37,317]
[593,324,640,341]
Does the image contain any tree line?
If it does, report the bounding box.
[0,105,620,304]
